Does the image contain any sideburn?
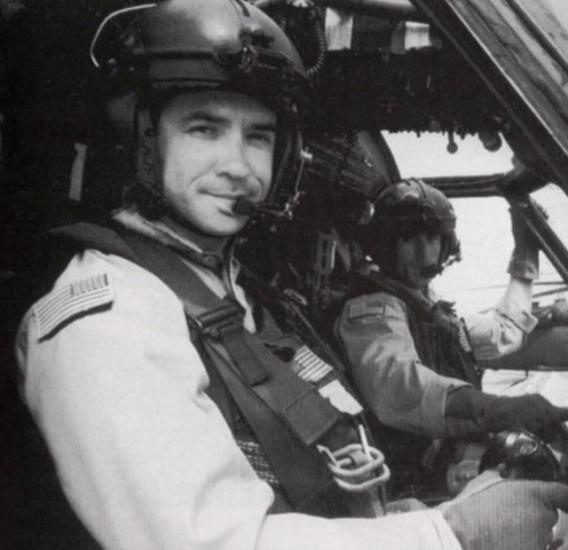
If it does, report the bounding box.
[135,107,163,197]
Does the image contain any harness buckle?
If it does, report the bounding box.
[317,423,391,498]
[193,301,245,339]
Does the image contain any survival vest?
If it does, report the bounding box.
[350,272,482,387]
[346,273,482,502]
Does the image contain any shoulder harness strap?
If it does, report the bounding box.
[123,234,344,446]
[117,232,348,509]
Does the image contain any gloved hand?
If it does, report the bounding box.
[508,204,544,281]
[446,387,568,436]
[440,470,568,550]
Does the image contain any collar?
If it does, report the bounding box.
[381,276,441,312]
[382,276,459,328]
[112,207,240,279]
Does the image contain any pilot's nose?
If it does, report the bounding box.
[416,234,440,263]
[217,131,256,189]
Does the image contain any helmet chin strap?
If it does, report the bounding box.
[233,143,311,221]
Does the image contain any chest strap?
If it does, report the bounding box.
[125,235,344,445]
[122,234,347,509]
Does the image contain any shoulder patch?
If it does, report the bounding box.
[347,298,386,320]
[33,273,114,340]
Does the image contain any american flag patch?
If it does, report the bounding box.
[292,345,333,383]
[34,273,113,340]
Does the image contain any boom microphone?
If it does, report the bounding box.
[233,197,258,216]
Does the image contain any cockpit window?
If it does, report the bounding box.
[383,132,513,178]
[532,183,568,290]
[432,185,568,316]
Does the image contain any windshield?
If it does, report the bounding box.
[433,190,568,316]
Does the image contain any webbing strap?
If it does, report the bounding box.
[121,234,346,507]
[218,327,339,445]
[217,323,269,386]
[123,235,343,447]
[204,340,336,508]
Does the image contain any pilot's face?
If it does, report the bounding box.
[394,231,442,288]
[157,90,276,236]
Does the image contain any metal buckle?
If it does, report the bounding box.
[317,425,391,494]
[192,302,245,339]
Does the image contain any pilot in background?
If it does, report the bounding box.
[336,178,568,493]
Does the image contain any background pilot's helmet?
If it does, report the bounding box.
[365,178,461,274]
[89,0,309,217]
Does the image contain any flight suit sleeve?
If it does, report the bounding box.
[336,292,469,438]
[466,229,539,361]
[16,250,462,550]
[466,278,537,361]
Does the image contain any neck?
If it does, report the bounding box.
[386,272,429,295]
[162,215,229,254]
[405,280,430,294]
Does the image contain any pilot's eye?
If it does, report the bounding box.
[249,131,276,148]
[185,124,219,138]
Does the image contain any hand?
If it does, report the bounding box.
[440,470,568,550]
[508,204,545,280]
[510,201,548,248]
[446,388,568,436]
[476,393,568,435]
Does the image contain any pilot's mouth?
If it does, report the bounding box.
[419,265,441,278]
[210,194,251,214]
[210,192,245,201]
